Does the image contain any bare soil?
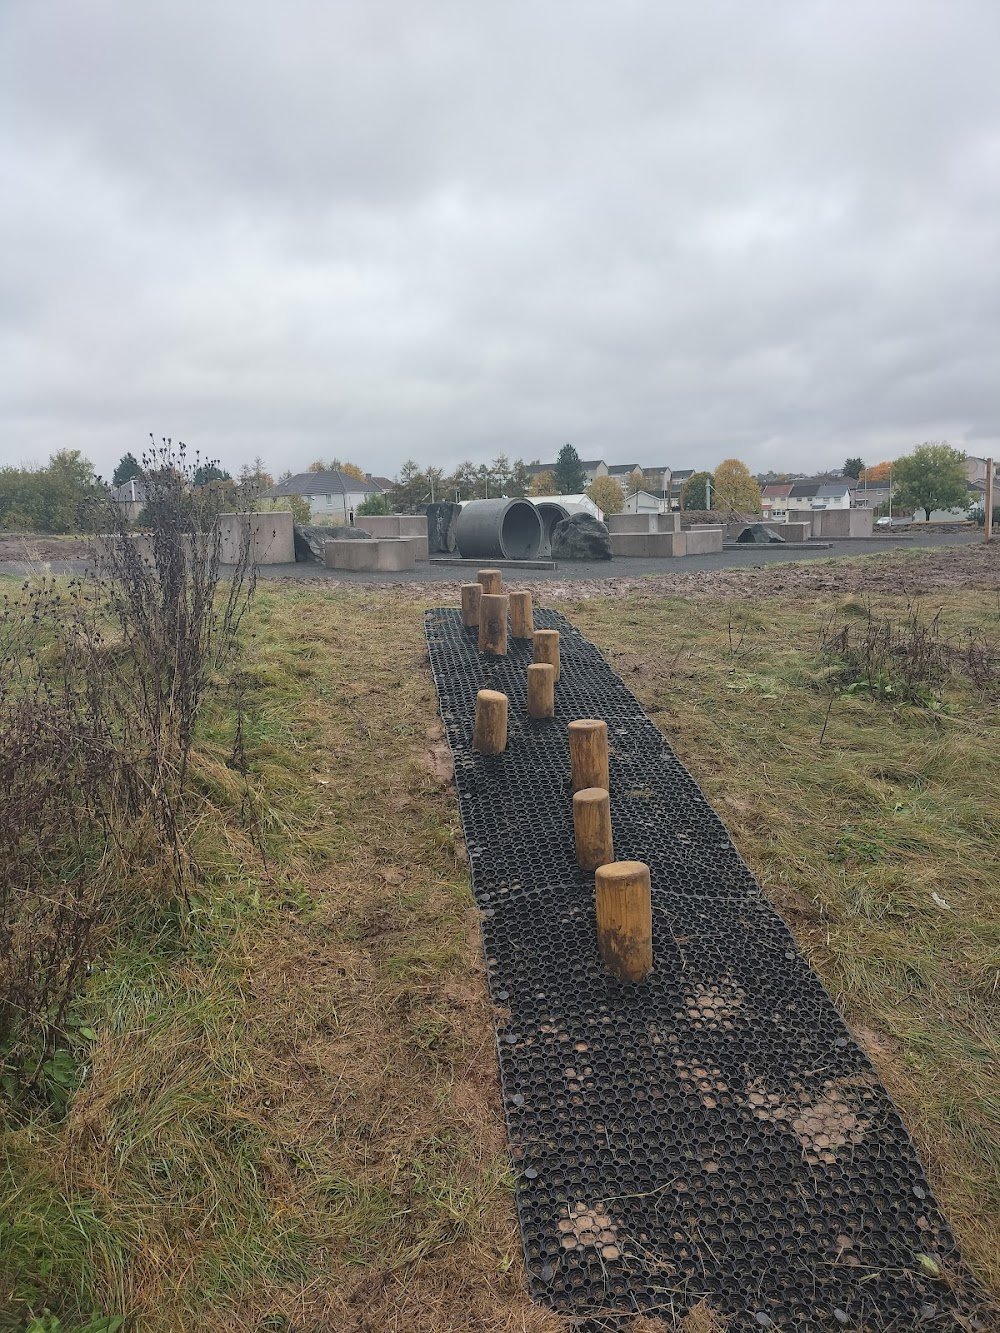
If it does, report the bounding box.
[0,534,92,561]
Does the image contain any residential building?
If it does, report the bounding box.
[110,478,147,523]
[263,470,384,522]
[623,489,667,514]
[526,459,608,486]
[606,463,642,492]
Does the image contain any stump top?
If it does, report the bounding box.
[568,718,607,733]
[595,859,649,883]
[573,785,609,804]
[476,689,508,705]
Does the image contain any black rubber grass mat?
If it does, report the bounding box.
[425,608,990,1332]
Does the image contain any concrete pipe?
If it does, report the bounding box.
[454,499,543,562]
[533,502,570,558]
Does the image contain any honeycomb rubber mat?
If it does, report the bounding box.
[425,607,989,1332]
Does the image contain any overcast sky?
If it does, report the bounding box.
[2,1,998,483]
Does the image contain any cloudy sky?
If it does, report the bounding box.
[2,1,998,483]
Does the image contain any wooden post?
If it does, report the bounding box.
[985,458,994,543]
[478,569,503,594]
[573,787,614,870]
[568,719,609,793]
[472,689,508,753]
[595,861,652,982]
[510,590,534,638]
[460,582,482,628]
[526,662,555,719]
[478,593,509,655]
[533,628,560,682]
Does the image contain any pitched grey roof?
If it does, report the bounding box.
[526,459,606,473]
[606,463,641,475]
[264,470,383,498]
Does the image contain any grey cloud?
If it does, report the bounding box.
[1,0,998,481]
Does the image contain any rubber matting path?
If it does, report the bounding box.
[425,608,988,1332]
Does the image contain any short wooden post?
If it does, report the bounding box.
[568,719,609,793]
[595,861,652,982]
[478,593,509,655]
[533,628,560,682]
[985,457,994,543]
[460,583,482,628]
[478,569,503,594]
[573,787,614,870]
[473,689,508,753]
[526,662,554,719]
[510,590,534,639]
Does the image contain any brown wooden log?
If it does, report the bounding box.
[509,590,534,638]
[573,787,614,870]
[478,593,509,655]
[460,582,482,628]
[478,569,503,594]
[526,662,555,719]
[532,628,560,682]
[567,718,609,792]
[594,860,652,982]
[472,689,508,753]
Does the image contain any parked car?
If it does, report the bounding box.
[875,515,912,528]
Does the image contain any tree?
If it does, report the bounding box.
[843,457,865,481]
[587,475,625,516]
[553,444,586,494]
[860,461,893,482]
[712,458,761,513]
[357,492,392,516]
[307,459,328,472]
[680,471,713,511]
[892,442,969,521]
[507,459,531,498]
[238,457,273,491]
[446,461,480,501]
[391,459,424,513]
[340,462,368,482]
[260,493,310,523]
[193,462,231,486]
[528,470,557,497]
[112,452,143,487]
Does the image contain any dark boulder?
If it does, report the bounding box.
[551,512,612,561]
[294,524,371,562]
[426,501,461,553]
[735,523,786,545]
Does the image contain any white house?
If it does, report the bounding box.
[264,470,384,523]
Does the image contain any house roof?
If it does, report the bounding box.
[788,482,821,498]
[606,463,641,476]
[816,483,852,498]
[369,475,395,490]
[265,470,383,498]
[762,484,794,499]
[110,479,146,503]
[525,459,605,474]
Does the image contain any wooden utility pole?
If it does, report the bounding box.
[594,861,653,981]
[985,458,994,543]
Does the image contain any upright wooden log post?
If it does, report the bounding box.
[985,457,994,543]
[472,689,508,753]
[573,787,614,870]
[460,582,482,628]
[478,569,503,594]
[510,590,534,639]
[594,861,653,982]
[568,719,609,792]
[526,662,555,719]
[533,628,560,682]
[478,593,509,655]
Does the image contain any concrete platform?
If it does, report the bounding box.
[685,526,724,555]
[429,556,556,570]
[324,538,416,571]
[606,512,681,534]
[610,531,687,557]
[360,515,429,539]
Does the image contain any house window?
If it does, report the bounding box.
[325,495,332,503]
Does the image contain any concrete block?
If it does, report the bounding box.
[777,522,812,542]
[610,531,687,558]
[324,538,416,571]
[817,508,874,538]
[358,514,429,539]
[684,526,724,555]
[220,511,295,565]
[606,512,680,534]
[398,534,429,561]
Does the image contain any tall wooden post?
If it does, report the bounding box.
[510,590,534,639]
[460,583,482,628]
[533,628,560,682]
[478,569,503,594]
[573,787,614,870]
[985,458,994,544]
[526,662,555,719]
[478,593,509,655]
[568,719,609,792]
[473,690,508,753]
[595,861,653,982]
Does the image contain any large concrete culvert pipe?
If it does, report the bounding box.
[532,501,570,557]
[454,498,544,561]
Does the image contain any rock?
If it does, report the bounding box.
[426,501,461,553]
[294,524,371,562]
[551,512,612,561]
[735,523,786,544]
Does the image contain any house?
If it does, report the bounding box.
[110,478,147,523]
[667,469,695,509]
[526,459,608,486]
[606,463,642,492]
[964,456,1000,486]
[623,489,666,514]
[263,470,384,522]
[761,483,794,521]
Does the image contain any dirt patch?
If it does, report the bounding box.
[746,1076,870,1166]
[0,534,93,561]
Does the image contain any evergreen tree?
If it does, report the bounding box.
[553,443,586,494]
[112,452,142,487]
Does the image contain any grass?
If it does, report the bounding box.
[1,576,997,1329]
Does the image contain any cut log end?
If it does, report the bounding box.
[473,689,508,754]
[460,582,483,628]
[510,590,534,638]
[478,568,503,594]
[532,628,560,682]
[573,786,614,870]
